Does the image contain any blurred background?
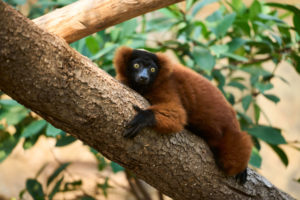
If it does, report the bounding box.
[0,0,299,199]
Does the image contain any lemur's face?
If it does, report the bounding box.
[127,50,160,91]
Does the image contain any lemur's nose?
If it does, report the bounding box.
[140,76,147,81]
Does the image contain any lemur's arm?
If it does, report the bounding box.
[124,83,187,138]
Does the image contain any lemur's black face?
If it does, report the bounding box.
[127,50,160,93]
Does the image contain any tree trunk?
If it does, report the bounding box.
[0,1,295,200]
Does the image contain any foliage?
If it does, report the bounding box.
[1,0,300,199]
[19,162,84,200]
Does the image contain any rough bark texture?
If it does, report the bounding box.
[33,0,184,43]
[0,2,296,200]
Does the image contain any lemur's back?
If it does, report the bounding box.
[172,64,239,135]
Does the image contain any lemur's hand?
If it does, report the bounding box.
[123,105,156,138]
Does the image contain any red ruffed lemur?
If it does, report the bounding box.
[114,46,253,184]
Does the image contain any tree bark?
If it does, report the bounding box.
[33,0,184,43]
[0,1,295,200]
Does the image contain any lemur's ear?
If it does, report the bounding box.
[154,52,174,86]
[114,46,133,84]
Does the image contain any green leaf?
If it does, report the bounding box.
[266,3,300,34]
[46,123,63,137]
[237,111,253,125]
[21,120,47,138]
[210,44,228,57]
[222,52,248,62]
[258,14,284,24]
[249,0,262,19]
[250,74,259,86]
[249,147,262,168]
[80,196,96,200]
[64,180,82,191]
[246,41,273,54]
[0,99,20,106]
[270,33,282,46]
[119,18,138,39]
[254,82,273,93]
[19,189,26,199]
[231,77,245,82]
[269,144,288,167]
[227,38,246,52]
[12,0,26,5]
[110,162,124,173]
[147,17,176,31]
[23,134,40,150]
[0,105,29,125]
[98,157,107,171]
[278,25,291,43]
[97,177,111,197]
[0,132,20,162]
[110,28,120,42]
[242,95,252,111]
[192,0,219,17]
[49,176,64,200]
[252,137,261,151]
[192,25,202,40]
[55,135,77,147]
[227,81,247,91]
[90,44,118,60]
[47,163,70,186]
[159,7,180,18]
[2,109,28,125]
[186,0,195,11]
[206,9,223,22]
[193,48,216,73]
[266,3,300,13]
[293,14,300,35]
[263,94,280,104]
[235,19,251,36]
[226,93,235,105]
[253,103,260,124]
[212,69,225,89]
[212,13,236,38]
[231,0,244,12]
[85,37,100,54]
[246,125,286,145]
[291,52,300,74]
[26,179,45,200]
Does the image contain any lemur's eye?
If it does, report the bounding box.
[133,63,140,69]
[150,67,156,73]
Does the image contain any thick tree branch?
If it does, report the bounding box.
[33,0,184,43]
[0,1,295,200]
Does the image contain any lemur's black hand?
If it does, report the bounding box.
[123,105,156,138]
[235,168,248,184]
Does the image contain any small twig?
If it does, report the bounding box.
[287,140,300,144]
[258,105,272,126]
[231,55,272,66]
[157,190,164,200]
[134,177,152,200]
[46,140,90,197]
[232,41,300,66]
[96,173,129,191]
[125,170,144,200]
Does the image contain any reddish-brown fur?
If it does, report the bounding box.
[114,46,253,176]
